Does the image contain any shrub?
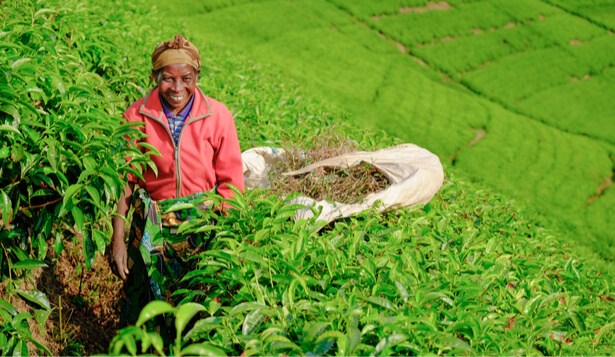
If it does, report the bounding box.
[1,1,159,354]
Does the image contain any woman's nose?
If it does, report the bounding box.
[172,80,183,91]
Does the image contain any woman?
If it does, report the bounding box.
[109,34,244,332]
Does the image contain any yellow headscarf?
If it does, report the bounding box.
[150,34,201,82]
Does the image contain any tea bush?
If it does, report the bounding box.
[516,69,615,145]
[110,174,615,356]
[368,2,517,46]
[327,0,483,19]
[0,0,165,354]
[101,1,615,354]
[541,0,615,30]
[461,47,587,104]
[412,12,606,78]
[164,0,615,264]
[3,0,615,355]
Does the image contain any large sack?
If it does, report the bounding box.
[242,146,287,189]
[242,143,444,224]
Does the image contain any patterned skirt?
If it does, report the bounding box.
[119,188,213,336]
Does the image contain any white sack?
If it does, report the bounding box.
[242,143,444,224]
[242,146,286,189]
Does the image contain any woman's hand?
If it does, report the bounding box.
[110,183,134,281]
[110,239,129,280]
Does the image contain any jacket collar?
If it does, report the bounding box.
[139,86,213,123]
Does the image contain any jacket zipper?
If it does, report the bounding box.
[148,114,179,194]
[139,90,214,198]
[174,113,212,197]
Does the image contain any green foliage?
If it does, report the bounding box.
[327,0,483,19]
[194,45,394,152]
[4,0,615,355]
[461,47,587,104]
[0,0,163,353]
[489,0,561,21]
[452,103,612,219]
[0,297,52,356]
[0,0,156,274]
[413,12,607,78]
[569,35,615,73]
[109,174,615,356]
[156,0,615,264]
[368,2,516,46]
[516,68,615,144]
[541,0,615,30]
[414,24,551,77]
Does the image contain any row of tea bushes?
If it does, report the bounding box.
[110,173,615,355]
[0,0,169,354]
[190,0,615,263]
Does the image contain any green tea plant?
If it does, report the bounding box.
[1,0,161,354]
[109,172,615,356]
[0,298,51,356]
[368,2,516,46]
[461,47,587,104]
[540,0,615,30]
[326,0,484,19]
[4,0,615,355]
[1,0,154,266]
[157,0,615,265]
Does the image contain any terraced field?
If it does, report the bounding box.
[4,1,615,355]
[150,0,615,263]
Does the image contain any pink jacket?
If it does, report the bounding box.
[123,87,244,201]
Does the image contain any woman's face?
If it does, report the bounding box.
[157,63,199,114]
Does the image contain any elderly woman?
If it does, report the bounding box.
[110,34,244,332]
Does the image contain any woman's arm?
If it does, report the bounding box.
[110,182,134,280]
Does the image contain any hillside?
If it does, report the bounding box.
[149,0,615,264]
[1,0,615,356]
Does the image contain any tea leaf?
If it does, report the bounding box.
[136,301,176,327]
[12,259,48,270]
[175,302,206,336]
[17,290,51,310]
[242,308,267,335]
[181,343,227,357]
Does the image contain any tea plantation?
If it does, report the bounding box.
[150,0,615,265]
[1,0,615,356]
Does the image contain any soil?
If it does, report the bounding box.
[588,176,614,204]
[411,55,427,66]
[0,239,123,356]
[467,128,486,148]
[372,1,453,20]
[400,1,453,14]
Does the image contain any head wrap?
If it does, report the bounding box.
[150,34,201,82]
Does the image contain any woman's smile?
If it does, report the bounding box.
[158,63,198,115]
